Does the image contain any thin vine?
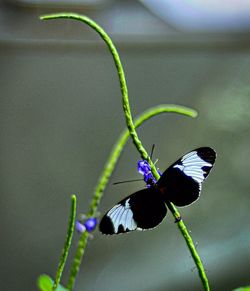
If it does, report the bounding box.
[53,194,76,290]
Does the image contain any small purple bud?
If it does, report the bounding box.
[75,220,86,233]
[143,172,157,187]
[84,217,98,232]
[138,159,162,188]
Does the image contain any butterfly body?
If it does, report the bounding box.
[99,147,216,235]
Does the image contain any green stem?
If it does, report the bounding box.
[87,105,197,218]
[66,105,196,290]
[53,194,76,291]
[40,13,146,160]
[177,219,210,290]
[40,13,209,291]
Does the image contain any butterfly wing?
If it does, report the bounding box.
[157,147,216,207]
[99,188,167,235]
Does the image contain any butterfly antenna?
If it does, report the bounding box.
[150,145,159,166]
[150,144,155,160]
[113,178,143,185]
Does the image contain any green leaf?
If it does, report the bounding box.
[37,274,53,291]
[233,287,250,291]
[37,274,68,291]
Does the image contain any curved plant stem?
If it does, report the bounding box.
[87,105,197,218]
[53,194,76,291]
[66,105,197,290]
[40,13,210,291]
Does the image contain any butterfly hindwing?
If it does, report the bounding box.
[157,147,216,207]
[99,188,167,235]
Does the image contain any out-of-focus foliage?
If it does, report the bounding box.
[37,274,68,291]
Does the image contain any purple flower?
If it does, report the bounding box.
[137,160,151,176]
[144,172,157,187]
[75,220,86,233]
[137,160,162,187]
[84,217,98,232]
[75,217,98,233]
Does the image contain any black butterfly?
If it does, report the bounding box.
[99,147,216,235]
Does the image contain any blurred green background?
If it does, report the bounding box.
[1,1,250,290]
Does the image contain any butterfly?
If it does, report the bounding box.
[99,147,216,235]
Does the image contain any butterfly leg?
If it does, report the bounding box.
[175,216,182,223]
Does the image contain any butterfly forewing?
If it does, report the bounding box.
[157,147,216,207]
[99,188,167,235]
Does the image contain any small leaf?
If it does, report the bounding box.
[233,287,250,291]
[37,274,53,291]
[37,274,68,291]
